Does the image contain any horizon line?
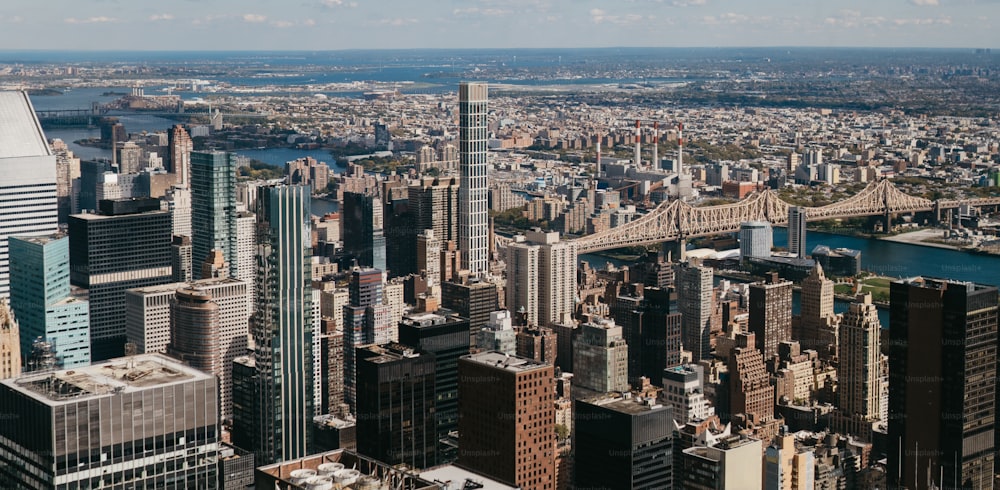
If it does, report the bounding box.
[0,46,995,53]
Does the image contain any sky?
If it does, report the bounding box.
[0,0,997,51]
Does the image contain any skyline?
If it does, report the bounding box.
[0,1,998,51]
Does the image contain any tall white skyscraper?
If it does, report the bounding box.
[458,82,489,276]
[834,292,882,442]
[675,263,713,362]
[0,91,59,297]
[236,209,256,313]
[788,206,808,258]
[738,220,772,263]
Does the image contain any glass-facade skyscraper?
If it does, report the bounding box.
[9,234,90,368]
[250,184,313,464]
[191,151,238,275]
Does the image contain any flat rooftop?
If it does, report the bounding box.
[462,351,550,373]
[4,353,211,406]
[11,233,64,246]
[420,465,519,490]
[585,393,667,415]
[0,91,50,159]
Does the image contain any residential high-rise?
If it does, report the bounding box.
[611,286,681,384]
[355,343,437,469]
[249,184,313,464]
[888,277,997,490]
[458,351,554,490]
[191,151,238,272]
[236,210,256,313]
[441,278,499,347]
[166,186,192,237]
[680,435,763,490]
[0,91,60,297]
[416,229,442,286]
[0,300,20,379]
[49,139,80,224]
[662,364,715,424]
[574,394,674,490]
[317,319,346,416]
[168,124,193,187]
[409,176,460,245]
[796,263,838,358]
[787,206,808,258]
[748,273,793,360]
[765,432,815,490]
[124,282,188,354]
[342,191,386,272]
[675,263,713,362]
[833,293,882,442]
[738,221,772,263]
[515,324,558,365]
[398,311,470,464]
[0,354,218,488]
[68,198,173,361]
[572,318,629,395]
[458,82,489,276]
[342,268,391,411]
[728,332,777,440]
[171,235,193,283]
[478,310,517,355]
[506,230,576,327]
[9,234,90,368]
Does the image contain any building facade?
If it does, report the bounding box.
[458,82,489,276]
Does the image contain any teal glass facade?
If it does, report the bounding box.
[191,151,238,275]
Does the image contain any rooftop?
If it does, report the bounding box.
[0,91,50,159]
[586,392,667,415]
[462,351,550,373]
[5,353,211,406]
[11,233,65,246]
[420,465,519,490]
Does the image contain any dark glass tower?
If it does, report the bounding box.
[250,184,313,464]
[190,151,238,274]
[888,277,998,490]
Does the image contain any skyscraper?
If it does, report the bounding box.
[458,82,489,276]
[675,263,713,362]
[0,354,218,488]
[0,91,60,297]
[787,206,808,258]
[49,139,80,224]
[9,234,91,368]
[833,293,881,442]
[168,125,193,187]
[572,318,629,395]
[191,151,238,272]
[441,278,499,347]
[342,191,386,272]
[728,332,778,442]
[888,277,997,490]
[409,176,460,245]
[342,267,393,411]
[796,263,838,358]
[506,230,576,327]
[250,184,313,464]
[748,272,793,360]
[574,394,674,490]
[236,209,256,313]
[68,198,173,361]
[355,343,437,469]
[398,311,470,464]
[458,351,554,490]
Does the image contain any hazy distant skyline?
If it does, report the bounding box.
[0,0,997,51]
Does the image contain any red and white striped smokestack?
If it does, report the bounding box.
[677,121,684,175]
[634,120,642,167]
[652,121,659,169]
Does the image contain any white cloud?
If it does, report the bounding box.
[64,16,119,24]
[453,7,512,17]
[303,19,317,26]
[149,14,175,21]
[909,0,940,5]
[672,0,707,6]
[271,20,295,28]
[321,0,358,7]
[377,18,419,26]
[590,9,651,25]
[243,14,267,23]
